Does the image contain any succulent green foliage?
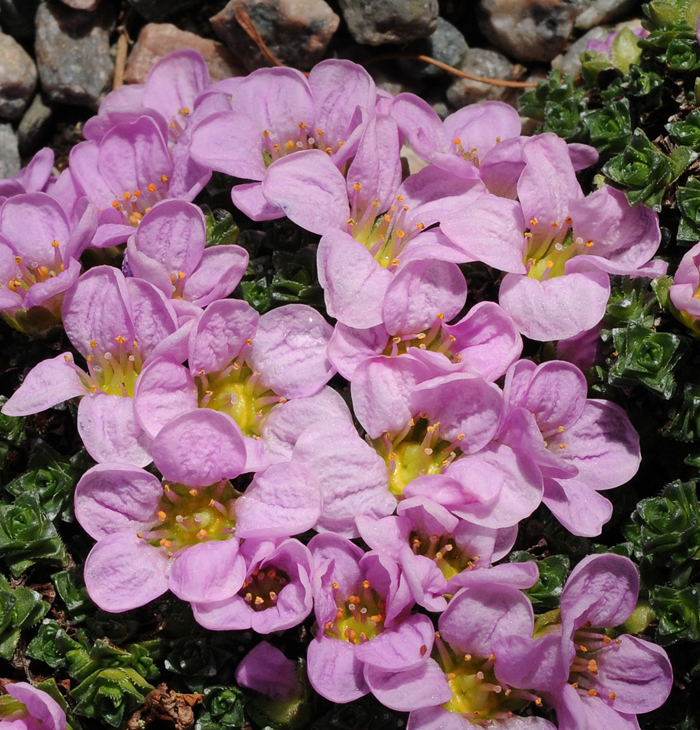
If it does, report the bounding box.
[0,574,50,660]
[508,552,570,610]
[53,570,93,623]
[203,207,240,247]
[582,99,633,157]
[4,443,90,522]
[602,129,695,209]
[237,223,323,314]
[164,637,232,692]
[0,493,68,577]
[650,583,700,644]
[310,694,407,730]
[606,322,688,398]
[676,177,700,241]
[519,71,588,141]
[195,686,247,730]
[625,480,700,567]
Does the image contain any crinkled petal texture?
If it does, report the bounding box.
[307,636,369,703]
[235,462,323,539]
[365,658,453,713]
[6,684,66,730]
[77,394,153,467]
[84,532,170,612]
[438,583,535,659]
[542,476,613,537]
[408,706,557,730]
[168,538,246,603]
[74,462,162,540]
[2,353,88,416]
[382,259,467,336]
[249,304,335,397]
[499,268,611,342]
[152,409,247,487]
[293,418,395,536]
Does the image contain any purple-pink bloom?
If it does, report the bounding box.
[2,265,178,465]
[0,148,55,202]
[235,641,303,701]
[190,60,378,221]
[0,192,96,334]
[494,554,672,730]
[0,683,66,730]
[74,409,321,612]
[133,299,336,470]
[306,532,424,704]
[441,133,664,341]
[669,240,700,334]
[69,115,209,248]
[192,537,314,632]
[496,359,641,536]
[125,199,248,308]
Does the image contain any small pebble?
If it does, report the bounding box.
[35,0,115,110]
[339,0,439,46]
[125,23,245,83]
[0,122,20,178]
[446,47,518,108]
[211,0,340,72]
[0,32,38,120]
[18,93,53,155]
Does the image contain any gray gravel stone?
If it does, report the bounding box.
[0,32,37,120]
[575,0,639,29]
[35,0,115,111]
[0,122,20,178]
[339,0,439,46]
[0,0,40,41]
[211,0,340,71]
[446,47,517,108]
[18,93,53,155]
[400,16,469,78]
[479,0,586,64]
[126,0,202,22]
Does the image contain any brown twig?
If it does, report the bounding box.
[362,53,538,88]
[234,5,285,68]
[112,6,133,90]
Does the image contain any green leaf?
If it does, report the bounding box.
[667,110,700,149]
[27,619,84,669]
[519,70,587,141]
[651,584,700,644]
[602,129,675,209]
[624,480,700,565]
[583,98,632,157]
[611,27,646,71]
[71,667,153,727]
[509,552,570,610]
[607,322,688,398]
[203,207,239,247]
[195,686,247,730]
[53,570,93,622]
[666,37,700,70]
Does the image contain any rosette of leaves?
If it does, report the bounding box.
[518,71,588,141]
[676,177,700,241]
[581,99,633,158]
[195,686,246,730]
[605,321,689,399]
[0,492,67,577]
[602,128,695,209]
[624,480,700,569]
[650,584,700,645]
[0,398,25,474]
[203,207,239,247]
[4,443,91,522]
[0,574,50,660]
[164,637,232,692]
[52,570,93,623]
[508,552,570,610]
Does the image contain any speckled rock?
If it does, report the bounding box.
[17,93,53,155]
[575,0,639,29]
[446,47,517,108]
[59,0,102,9]
[126,0,202,22]
[124,23,244,83]
[339,0,439,46]
[35,0,115,110]
[0,0,40,41]
[0,32,37,120]
[0,123,20,178]
[400,16,469,78]
[479,0,586,64]
[211,0,340,72]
